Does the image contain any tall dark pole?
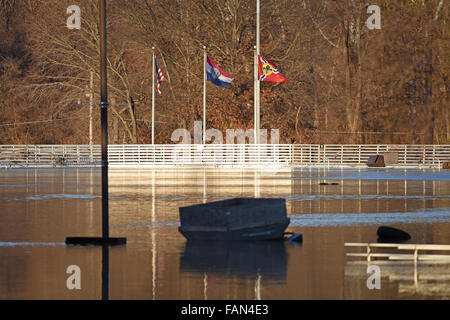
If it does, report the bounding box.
[65,3,125,298]
[99,0,109,301]
[99,0,109,239]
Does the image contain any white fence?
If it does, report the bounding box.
[345,243,450,263]
[344,242,450,293]
[0,144,449,168]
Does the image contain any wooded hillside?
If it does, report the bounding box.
[0,0,448,144]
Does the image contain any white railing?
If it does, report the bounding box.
[344,242,450,293]
[345,243,450,263]
[0,144,449,168]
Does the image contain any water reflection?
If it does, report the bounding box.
[180,240,293,300]
[290,168,449,220]
[180,241,289,282]
[102,244,109,300]
[0,168,449,299]
[344,261,450,299]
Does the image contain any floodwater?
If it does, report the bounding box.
[0,167,449,300]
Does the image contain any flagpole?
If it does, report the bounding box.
[256,0,261,144]
[89,71,93,145]
[254,46,258,144]
[152,46,155,145]
[203,46,207,145]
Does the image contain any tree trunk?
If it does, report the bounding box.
[423,39,434,145]
[345,0,362,143]
[127,95,137,143]
[423,0,444,144]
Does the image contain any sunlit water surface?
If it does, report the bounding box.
[0,168,449,299]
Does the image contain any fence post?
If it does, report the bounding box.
[163,145,166,165]
[25,145,29,168]
[300,145,303,164]
[422,147,426,165]
[358,145,361,164]
[318,145,320,163]
[289,145,292,164]
[153,145,156,165]
[309,145,312,164]
[404,145,407,164]
[432,146,436,165]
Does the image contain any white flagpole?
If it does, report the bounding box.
[203,46,207,145]
[89,71,93,145]
[256,0,261,144]
[152,47,155,145]
[254,47,258,144]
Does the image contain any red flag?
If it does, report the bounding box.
[258,55,289,83]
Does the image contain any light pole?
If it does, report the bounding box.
[99,0,109,240]
[66,0,126,246]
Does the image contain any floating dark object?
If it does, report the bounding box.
[377,226,411,242]
[178,198,290,241]
[66,237,126,246]
[367,155,385,167]
[284,232,303,243]
[319,182,339,186]
[443,162,450,169]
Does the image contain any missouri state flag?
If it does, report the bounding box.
[206,56,234,87]
[258,55,289,83]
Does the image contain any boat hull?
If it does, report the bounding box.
[179,218,290,241]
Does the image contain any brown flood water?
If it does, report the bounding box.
[0,167,449,300]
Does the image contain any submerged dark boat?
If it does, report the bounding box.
[178,198,290,241]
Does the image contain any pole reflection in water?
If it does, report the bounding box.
[203,273,207,300]
[152,169,157,300]
[102,244,109,300]
[254,273,261,300]
[1,168,449,299]
[290,168,447,217]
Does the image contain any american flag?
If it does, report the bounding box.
[155,58,165,96]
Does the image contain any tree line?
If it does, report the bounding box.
[0,0,448,145]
